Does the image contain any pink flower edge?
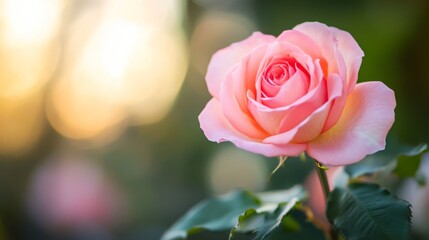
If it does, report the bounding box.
[307,81,396,166]
[198,99,307,157]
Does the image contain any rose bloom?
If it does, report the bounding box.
[198,22,396,166]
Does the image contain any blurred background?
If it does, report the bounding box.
[0,0,428,239]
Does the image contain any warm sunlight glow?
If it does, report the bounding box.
[47,0,188,141]
[0,0,64,99]
[82,20,141,86]
[0,93,45,156]
[2,0,65,45]
[123,29,188,125]
[190,11,256,75]
[0,0,64,155]
[46,75,127,140]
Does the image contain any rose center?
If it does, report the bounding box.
[264,57,299,86]
[260,57,310,100]
[268,65,288,84]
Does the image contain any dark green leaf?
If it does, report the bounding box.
[161,190,260,240]
[268,208,326,240]
[327,183,411,240]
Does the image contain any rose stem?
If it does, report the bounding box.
[314,160,338,240]
[314,161,330,203]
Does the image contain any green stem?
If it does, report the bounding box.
[314,161,330,202]
[314,160,338,240]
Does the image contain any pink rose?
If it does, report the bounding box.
[198,22,396,166]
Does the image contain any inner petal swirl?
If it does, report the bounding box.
[260,56,311,107]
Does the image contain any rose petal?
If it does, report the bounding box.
[293,22,363,93]
[293,22,347,82]
[278,29,323,61]
[307,81,396,166]
[244,42,327,135]
[261,67,309,108]
[254,41,312,102]
[198,99,306,157]
[263,74,343,144]
[321,87,347,132]
[220,62,268,139]
[206,32,275,98]
[329,26,364,93]
[247,65,327,135]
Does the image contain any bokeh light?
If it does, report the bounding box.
[27,156,125,232]
[0,0,65,156]
[46,0,188,141]
[190,10,256,75]
[0,1,427,239]
[0,0,65,99]
[0,92,45,156]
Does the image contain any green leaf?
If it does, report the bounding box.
[232,198,298,240]
[256,185,307,204]
[229,186,321,240]
[267,208,326,240]
[345,138,427,179]
[161,190,260,240]
[162,186,307,240]
[327,183,411,240]
[394,144,427,178]
[231,199,325,240]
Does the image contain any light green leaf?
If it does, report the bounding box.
[231,201,325,240]
[162,186,307,240]
[161,190,260,240]
[394,144,427,179]
[251,198,298,240]
[345,138,427,179]
[327,183,411,240]
[229,186,322,240]
[256,185,307,204]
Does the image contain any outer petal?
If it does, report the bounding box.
[293,22,346,79]
[329,26,364,93]
[307,82,396,166]
[294,22,364,93]
[277,29,323,61]
[199,99,306,157]
[220,61,268,139]
[206,32,275,98]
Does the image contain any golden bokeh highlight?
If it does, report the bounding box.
[0,0,188,154]
[190,11,256,75]
[0,92,45,156]
[46,0,188,141]
[0,0,66,156]
[0,0,65,99]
